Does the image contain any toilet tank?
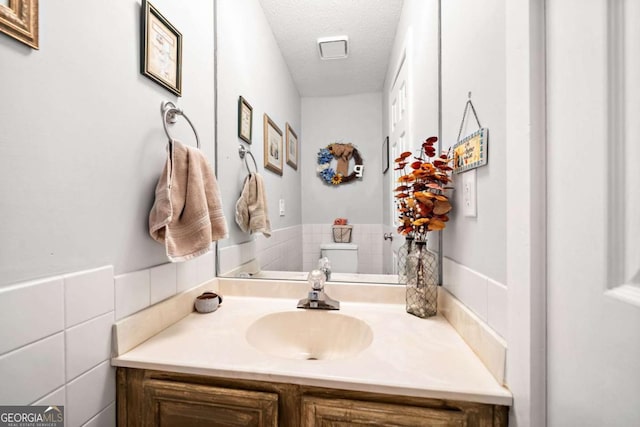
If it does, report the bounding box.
[320,243,358,273]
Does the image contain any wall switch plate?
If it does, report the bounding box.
[462,170,477,217]
[279,199,285,216]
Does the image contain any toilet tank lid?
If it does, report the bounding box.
[320,243,358,250]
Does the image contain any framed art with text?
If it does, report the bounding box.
[141,0,182,96]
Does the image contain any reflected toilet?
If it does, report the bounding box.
[320,243,358,273]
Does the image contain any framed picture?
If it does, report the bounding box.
[238,96,253,144]
[141,0,182,96]
[382,136,389,173]
[263,114,283,175]
[0,0,38,49]
[286,123,298,170]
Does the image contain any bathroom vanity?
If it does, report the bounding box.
[117,369,507,426]
[112,281,511,426]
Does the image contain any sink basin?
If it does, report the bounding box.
[245,311,373,360]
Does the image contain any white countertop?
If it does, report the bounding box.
[112,296,512,406]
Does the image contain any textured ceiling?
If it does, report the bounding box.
[258,0,404,97]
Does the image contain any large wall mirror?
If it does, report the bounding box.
[215,0,441,284]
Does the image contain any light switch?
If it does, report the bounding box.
[462,170,477,218]
[279,199,285,216]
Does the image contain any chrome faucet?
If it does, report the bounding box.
[297,269,340,310]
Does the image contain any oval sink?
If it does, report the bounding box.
[246,311,373,360]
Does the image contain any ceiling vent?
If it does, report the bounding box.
[317,36,349,60]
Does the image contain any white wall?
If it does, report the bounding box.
[216,0,302,249]
[301,93,383,224]
[0,0,216,287]
[440,0,507,286]
[0,0,216,422]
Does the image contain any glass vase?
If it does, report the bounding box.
[397,236,414,285]
[405,240,438,318]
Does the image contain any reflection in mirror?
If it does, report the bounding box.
[216,0,440,284]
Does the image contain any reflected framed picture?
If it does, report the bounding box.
[382,136,389,173]
[238,96,253,144]
[0,0,39,49]
[286,123,298,170]
[263,114,283,175]
[141,0,182,96]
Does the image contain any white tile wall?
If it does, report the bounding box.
[443,257,508,338]
[177,251,214,292]
[0,276,64,355]
[64,266,114,328]
[83,403,116,427]
[0,333,65,404]
[66,361,116,427]
[65,312,115,381]
[33,386,66,408]
[219,226,303,275]
[487,278,508,339]
[115,270,150,320]
[150,263,177,305]
[1,258,215,426]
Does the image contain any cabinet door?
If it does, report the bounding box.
[143,379,278,427]
[302,397,466,427]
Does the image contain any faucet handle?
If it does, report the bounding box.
[307,269,326,291]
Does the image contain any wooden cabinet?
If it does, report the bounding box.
[302,397,466,426]
[143,379,277,427]
[117,368,508,427]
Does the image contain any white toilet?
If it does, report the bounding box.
[320,243,358,273]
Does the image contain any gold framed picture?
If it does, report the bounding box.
[263,114,283,175]
[286,123,298,170]
[238,96,253,144]
[0,0,39,49]
[141,0,182,96]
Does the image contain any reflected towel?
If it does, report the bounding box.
[149,141,228,261]
[235,173,271,237]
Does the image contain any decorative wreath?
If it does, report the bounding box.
[316,143,364,185]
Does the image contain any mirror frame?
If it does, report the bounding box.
[0,0,38,49]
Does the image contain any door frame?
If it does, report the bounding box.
[504,0,547,426]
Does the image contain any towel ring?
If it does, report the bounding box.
[238,145,258,174]
[161,101,200,149]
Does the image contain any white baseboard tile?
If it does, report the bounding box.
[0,276,64,355]
[66,361,115,427]
[487,278,508,339]
[0,333,65,405]
[32,386,65,408]
[438,288,507,386]
[83,402,116,427]
[443,257,508,339]
[443,258,488,320]
[66,311,115,381]
[112,279,219,356]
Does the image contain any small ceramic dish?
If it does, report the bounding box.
[194,291,223,313]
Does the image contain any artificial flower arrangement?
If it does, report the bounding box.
[394,136,453,240]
